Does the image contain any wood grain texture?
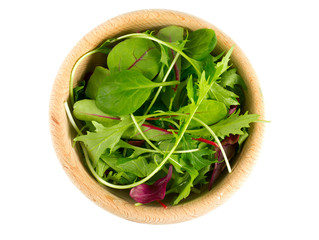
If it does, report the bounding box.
[49,9,265,224]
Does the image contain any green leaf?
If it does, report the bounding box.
[157,25,185,43]
[212,46,234,82]
[220,68,247,91]
[156,25,184,67]
[74,117,133,166]
[170,167,199,205]
[95,70,179,116]
[85,66,110,99]
[178,99,228,128]
[159,44,170,67]
[210,82,239,108]
[191,110,260,139]
[101,152,157,179]
[115,157,156,178]
[107,38,161,79]
[181,135,215,170]
[73,80,86,102]
[185,29,217,60]
[196,71,212,104]
[186,75,195,104]
[73,99,119,127]
[96,159,109,177]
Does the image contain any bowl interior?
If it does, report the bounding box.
[50,9,264,224]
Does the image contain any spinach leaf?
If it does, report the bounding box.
[185,29,217,60]
[107,38,161,79]
[85,66,110,99]
[73,99,119,127]
[95,70,179,116]
[178,99,228,128]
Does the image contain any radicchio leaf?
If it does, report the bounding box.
[208,134,240,189]
[130,165,173,204]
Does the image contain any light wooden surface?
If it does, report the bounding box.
[49,9,264,224]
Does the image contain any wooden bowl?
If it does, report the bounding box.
[49,9,264,224]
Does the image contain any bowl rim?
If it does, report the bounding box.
[49,9,264,224]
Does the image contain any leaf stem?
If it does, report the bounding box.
[64,101,82,135]
[69,49,100,105]
[144,52,180,115]
[136,111,232,173]
[130,114,183,168]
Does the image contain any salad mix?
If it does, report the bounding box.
[65,26,260,207]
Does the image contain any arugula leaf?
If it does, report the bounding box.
[95,70,179,116]
[74,117,133,166]
[107,38,161,79]
[191,110,260,139]
[181,135,216,170]
[210,82,239,108]
[96,159,109,177]
[186,75,195,104]
[220,68,247,91]
[169,167,199,205]
[104,155,157,178]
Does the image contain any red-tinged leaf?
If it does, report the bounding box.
[130,165,173,204]
[208,135,239,189]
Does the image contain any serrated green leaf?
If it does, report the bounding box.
[181,135,216,170]
[220,68,247,91]
[74,117,133,166]
[171,167,198,205]
[191,110,260,139]
[210,82,239,108]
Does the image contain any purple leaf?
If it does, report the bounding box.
[208,135,239,189]
[228,105,237,115]
[130,165,173,204]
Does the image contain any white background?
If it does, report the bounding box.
[1,0,318,239]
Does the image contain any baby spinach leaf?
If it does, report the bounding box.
[95,70,179,116]
[74,117,133,166]
[178,99,228,128]
[185,29,217,60]
[107,38,161,79]
[157,25,184,43]
[73,99,119,127]
[85,66,110,99]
